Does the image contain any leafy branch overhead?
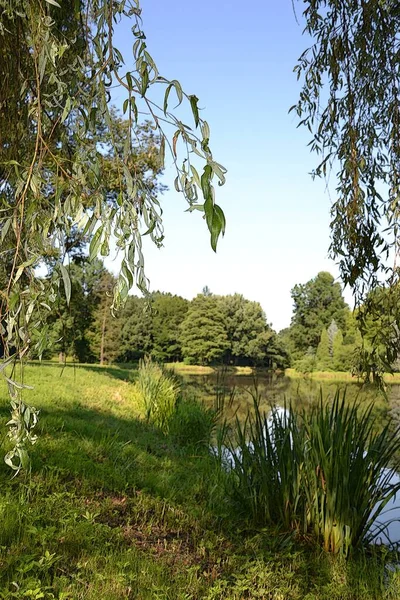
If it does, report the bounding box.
[293,0,400,378]
[294,0,400,298]
[0,0,226,471]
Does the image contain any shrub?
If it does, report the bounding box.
[223,390,400,554]
[137,356,179,433]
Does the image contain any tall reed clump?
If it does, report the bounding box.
[137,356,180,433]
[224,390,400,555]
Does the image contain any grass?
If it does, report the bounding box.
[165,363,255,375]
[0,364,399,598]
[137,357,180,432]
[286,368,400,384]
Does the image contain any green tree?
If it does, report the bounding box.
[316,329,332,371]
[118,297,153,363]
[44,259,105,363]
[289,272,349,357]
[180,294,229,365]
[151,293,188,363]
[295,1,400,377]
[332,330,345,372]
[355,286,400,381]
[219,294,270,365]
[88,270,119,365]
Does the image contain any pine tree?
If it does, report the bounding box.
[333,330,345,371]
[327,319,339,357]
[316,329,332,371]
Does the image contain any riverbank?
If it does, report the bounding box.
[0,363,399,598]
[166,362,400,385]
[165,362,255,375]
[286,368,400,384]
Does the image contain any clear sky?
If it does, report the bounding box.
[105,0,354,331]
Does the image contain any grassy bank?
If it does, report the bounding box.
[0,364,399,599]
[286,368,400,384]
[165,362,255,376]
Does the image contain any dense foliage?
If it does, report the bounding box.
[39,269,289,369]
[0,0,226,470]
[39,265,400,377]
[279,271,400,378]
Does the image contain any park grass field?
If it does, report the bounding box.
[0,363,399,599]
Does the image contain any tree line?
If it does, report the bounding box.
[280,272,400,378]
[22,265,399,376]
[32,259,289,369]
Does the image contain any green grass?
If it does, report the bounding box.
[286,368,400,384]
[0,364,399,598]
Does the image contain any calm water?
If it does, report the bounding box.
[180,371,400,546]
[180,371,400,424]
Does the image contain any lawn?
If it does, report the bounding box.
[0,363,399,599]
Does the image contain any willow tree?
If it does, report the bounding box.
[0,0,226,471]
[294,0,400,380]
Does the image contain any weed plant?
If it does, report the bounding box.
[137,356,179,432]
[168,397,219,450]
[224,390,400,555]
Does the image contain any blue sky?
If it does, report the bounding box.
[106,0,354,331]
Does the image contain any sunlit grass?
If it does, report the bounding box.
[286,368,400,383]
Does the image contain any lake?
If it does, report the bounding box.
[179,371,399,424]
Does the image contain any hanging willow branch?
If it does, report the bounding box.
[0,0,226,472]
[294,0,400,382]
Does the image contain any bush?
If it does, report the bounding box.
[168,397,219,449]
[137,356,179,433]
[223,390,400,554]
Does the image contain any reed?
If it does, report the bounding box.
[137,356,179,433]
[224,390,400,554]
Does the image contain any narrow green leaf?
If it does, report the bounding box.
[164,83,173,115]
[172,80,183,106]
[60,264,71,305]
[201,164,213,201]
[189,95,200,128]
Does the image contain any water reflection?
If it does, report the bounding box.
[180,371,392,425]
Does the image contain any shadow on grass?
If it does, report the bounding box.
[28,360,138,382]
[0,400,218,509]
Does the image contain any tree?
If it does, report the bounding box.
[180,294,229,365]
[295,1,400,376]
[151,293,188,363]
[1,1,226,471]
[44,259,105,363]
[327,320,339,357]
[88,270,119,365]
[289,272,349,356]
[316,329,332,371]
[219,294,268,364]
[118,297,153,363]
[332,330,345,372]
[218,293,287,367]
